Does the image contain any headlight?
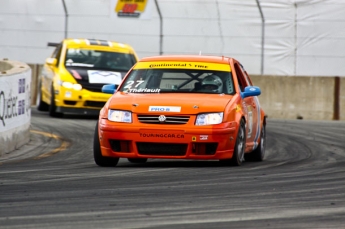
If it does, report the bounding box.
[195,112,223,125]
[72,84,82,90]
[108,110,132,123]
[61,81,82,91]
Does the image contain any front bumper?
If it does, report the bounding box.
[54,87,111,114]
[98,120,238,160]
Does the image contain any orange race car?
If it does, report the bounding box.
[94,55,266,166]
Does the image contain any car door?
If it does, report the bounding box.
[233,62,259,150]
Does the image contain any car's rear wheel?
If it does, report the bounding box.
[220,119,246,166]
[36,82,49,111]
[245,124,266,161]
[127,158,147,163]
[93,122,119,167]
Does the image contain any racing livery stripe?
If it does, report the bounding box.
[253,96,261,149]
[134,61,231,71]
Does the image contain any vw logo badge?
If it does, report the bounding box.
[158,115,166,122]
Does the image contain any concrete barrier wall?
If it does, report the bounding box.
[0,60,31,156]
[341,77,345,121]
[251,75,344,120]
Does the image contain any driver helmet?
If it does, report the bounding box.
[201,74,223,93]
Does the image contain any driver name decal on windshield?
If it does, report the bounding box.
[129,88,160,93]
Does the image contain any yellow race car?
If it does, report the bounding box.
[36,38,139,117]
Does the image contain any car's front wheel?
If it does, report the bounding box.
[93,122,119,167]
[49,85,62,117]
[220,119,246,166]
[36,82,49,111]
[245,124,266,161]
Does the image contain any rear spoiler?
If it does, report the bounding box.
[47,42,60,47]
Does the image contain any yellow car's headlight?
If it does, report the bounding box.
[108,110,132,123]
[195,112,223,126]
[60,81,82,91]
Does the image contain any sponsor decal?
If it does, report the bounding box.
[111,0,153,19]
[242,101,248,113]
[134,61,231,71]
[200,135,208,140]
[71,70,82,79]
[252,96,261,149]
[149,63,190,68]
[148,106,181,112]
[236,104,241,112]
[248,111,253,138]
[139,133,184,138]
[0,74,31,130]
[88,70,122,84]
[2,90,19,122]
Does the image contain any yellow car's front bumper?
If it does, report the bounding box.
[54,87,111,115]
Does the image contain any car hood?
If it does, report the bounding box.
[107,92,233,114]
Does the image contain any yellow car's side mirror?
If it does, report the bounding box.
[46,57,57,66]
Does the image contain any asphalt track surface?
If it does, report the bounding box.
[1,109,345,229]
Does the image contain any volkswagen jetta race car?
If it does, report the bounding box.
[36,38,138,116]
[94,55,266,166]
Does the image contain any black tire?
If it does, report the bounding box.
[93,122,119,167]
[49,86,62,117]
[127,158,147,163]
[220,119,246,166]
[36,82,49,111]
[245,124,266,162]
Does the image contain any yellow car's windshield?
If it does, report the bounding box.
[65,49,136,71]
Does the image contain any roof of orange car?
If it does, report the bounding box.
[140,55,234,64]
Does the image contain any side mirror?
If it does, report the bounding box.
[46,58,57,66]
[241,86,261,98]
[102,84,118,94]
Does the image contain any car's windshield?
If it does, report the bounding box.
[118,69,235,94]
[64,49,136,71]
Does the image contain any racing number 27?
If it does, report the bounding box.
[124,80,145,89]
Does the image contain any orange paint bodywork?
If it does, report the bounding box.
[97,55,265,161]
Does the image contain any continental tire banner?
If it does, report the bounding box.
[110,0,153,19]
